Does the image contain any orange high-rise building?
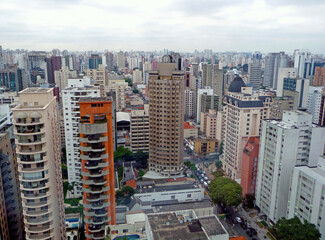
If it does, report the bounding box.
[79,97,116,240]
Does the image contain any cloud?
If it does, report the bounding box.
[0,0,325,53]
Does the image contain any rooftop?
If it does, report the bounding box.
[184,122,196,129]
[135,183,202,194]
[78,97,112,102]
[19,88,51,93]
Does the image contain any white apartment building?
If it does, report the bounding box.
[13,88,66,239]
[185,89,195,118]
[222,76,272,181]
[307,86,323,123]
[107,82,127,111]
[54,66,77,91]
[256,110,325,223]
[196,87,213,123]
[287,156,325,240]
[62,78,100,197]
[84,64,108,88]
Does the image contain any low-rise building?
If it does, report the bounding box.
[194,137,218,156]
[184,122,198,139]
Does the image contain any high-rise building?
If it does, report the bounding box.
[282,77,310,108]
[241,137,259,197]
[314,66,325,86]
[13,88,66,240]
[200,93,220,113]
[307,86,323,123]
[85,64,108,88]
[255,110,325,223]
[89,54,103,70]
[107,82,127,111]
[130,104,149,153]
[202,63,212,87]
[46,56,62,84]
[270,92,299,120]
[248,61,262,90]
[0,64,26,91]
[293,49,312,78]
[133,69,142,84]
[105,52,114,71]
[287,156,325,239]
[0,129,25,240]
[263,52,290,89]
[117,51,125,70]
[212,67,223,110]
[62,78,101,197]
[196,87,213,123]
[276,68,297,97]
[79,97,116,239]
[54,66,78,91]
[222,76,272,181]
[148,55,185,177]
[184,89,195,118]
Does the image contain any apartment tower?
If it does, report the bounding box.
[148,54,185,177]
[13,88,66,240]
[79,97,116,239]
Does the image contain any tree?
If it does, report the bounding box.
[134,151,148,168]
[244,193,255,208]
[61,163,68,179]
[215,160,222,170]
[114,146,134,162]
[271,217,321,240]
[184,160,192,167]
[209,177,242,207]
[133,89,139,94]
[118,166,124,180]
[139,169,145,177]
[121,186,135,196]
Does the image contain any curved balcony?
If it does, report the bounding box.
[14,118,43,126]
[85,231,106,240]
[16,135,45,146]
[86,194,109,202]
[23,191,50,199]
[23,199,50,208]
[27,231,54,240]
[84,216,109,225]
[81,153,108,161]
[17,145,47,155]
[88,225,106,233]
[80,145,106,153]
[83,200,110,209]
[80,136,108,144]
[79,123,107,135]
[84,161,109,170]
[83,185,109,194]
[25,214,53,225]
[82,169,109,178]
[82,177,107,186]
[19,154,47,164]
[21,181,50,191]
[19,162,49,173]
[84,209,107,217]
[27,225,52,234]
[15,125,45,135]
[19,174,49,183]
[24,208,49,217]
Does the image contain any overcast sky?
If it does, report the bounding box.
[1,0,325,53]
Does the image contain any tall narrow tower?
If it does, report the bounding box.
[79,97,116,240]
[148,55,185,177]
[13,88,66,240]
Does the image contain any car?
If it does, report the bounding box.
[207,180,211,184]
[240,222,247,229]
[234,217,242,223]
[249,227,257,235]
[246,230,253,237]
[204,176,208,180]
[246,222,252,228]
[200,179,204,183]
[203,182,208,187]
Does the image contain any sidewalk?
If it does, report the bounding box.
[239,207,269,239]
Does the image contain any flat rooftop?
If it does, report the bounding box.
[19,88,51,93]
[79,97,112,102]
[135,183,202,194]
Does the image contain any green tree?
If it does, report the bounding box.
[134,151,148,168]
[271,217,321,240]
[133,89,139,94]
[244,193,255,208]
[215,160,222,169]
[209,177,242,207]
[184,160,192,167]
[139,169,145,177]
[121,186,135,196]
[118,166,124,179]
[61,163,68,179]
[114,146,134,162]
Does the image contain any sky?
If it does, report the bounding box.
[1,0,325,53]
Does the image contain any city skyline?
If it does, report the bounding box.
[1,0,325,53]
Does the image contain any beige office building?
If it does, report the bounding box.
[130,104,150,152]
[84,64,108,88]
[107,82,127,111]
[13,88,66,240]
[54,66,77,91]
[222,77,272,181]
[148,55,185,177]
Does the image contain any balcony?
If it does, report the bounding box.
[83,185,110,194]
[86,194,109,202]
[20,162,48,173]
[23,191,49,199]
[25,208,49,217]
[88,225,106,233]
[81,153,108,161]
[84,161,109,170]
[80,135,108,143]
[82,178,107,186]
[84,200,110,209]
[84,209,107,217]
[15,125,44,135]
[27,225,51,233]
[84,216,108,225]
[27,232,53,240]
[17,134,45,145]
[19,154,46,163]
[17,144,46,154]
[15,118,42,126]
[25,215,52,224]
[82,169,109,178]
[23,200,49,207]
[21,181,49,191]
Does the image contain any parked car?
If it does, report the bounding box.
[240,223,247,229]
[234,217,242,224]
[204,176,208,180]
[203,182,208,187]
[249,227,257,235]
[246,222,252,228]
[200,179,204,183]
[246,230,253,237]
[207,180,211,184]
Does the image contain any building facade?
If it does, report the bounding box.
[13,88,66,240]
[255,110,325,223]
[130,104,149,153]
[148,55,185,177]
[62,78,101,197]
[79,97,116,239]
